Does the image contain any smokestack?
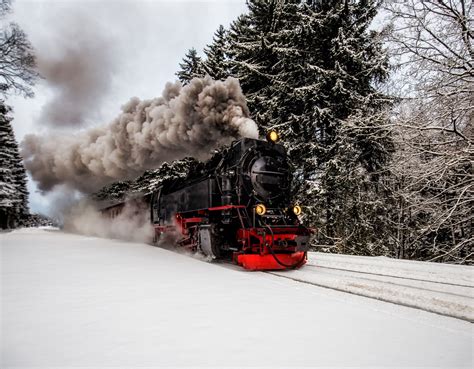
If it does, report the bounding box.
[21,76,258,193]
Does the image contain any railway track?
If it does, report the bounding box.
[305,264,473,289]
[265,253,474,322]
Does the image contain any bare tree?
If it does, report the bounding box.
[0,0,38,97]
[385,0,473,263]
[386,0,473,130]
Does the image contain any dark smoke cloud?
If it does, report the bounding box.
[21,76,258,193]
[36,13,117,127]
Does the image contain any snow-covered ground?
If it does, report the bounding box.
[1,228,472,368]
[270,252,474,321]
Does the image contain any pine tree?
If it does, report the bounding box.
[292,0,394,253]
[226,0,395,254]
[202,25,230,81]
[0,101,29,228]
[225,1,288,134]
[176,48,206,85]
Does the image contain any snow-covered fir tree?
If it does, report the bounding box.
[176,48,206,85]
[0,101,29,228]
[202,25,230,81]
[225,3,283,133]
[226,0,395,254]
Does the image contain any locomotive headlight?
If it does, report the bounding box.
[255,204,267,215]
[293,205,302,216]
[266,130,279,143]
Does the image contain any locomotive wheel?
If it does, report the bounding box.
[198,224,221,259]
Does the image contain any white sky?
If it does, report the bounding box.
[6,0,248,215]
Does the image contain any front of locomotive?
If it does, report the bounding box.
[228,130,312,270]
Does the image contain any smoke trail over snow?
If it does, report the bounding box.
[21,76,258,193]
[38,184,84,223]
[35,13,117,127]
[63,200,154,243]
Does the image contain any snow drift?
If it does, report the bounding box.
[21,76,258,193]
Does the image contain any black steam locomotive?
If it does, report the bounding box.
[103,131,311,270]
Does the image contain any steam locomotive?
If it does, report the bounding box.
[101,131,311,270]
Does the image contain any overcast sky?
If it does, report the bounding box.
[6,0,248,216]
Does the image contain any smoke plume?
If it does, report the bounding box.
[35,13,117,127]
[21,76,258,193]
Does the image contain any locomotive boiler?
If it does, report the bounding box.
[102,131,311,270]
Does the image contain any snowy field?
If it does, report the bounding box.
[1,228,472,368]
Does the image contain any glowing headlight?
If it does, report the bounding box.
[293,205,302,215]
[266,130,279,143]
[255,204,267,215]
